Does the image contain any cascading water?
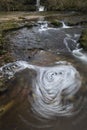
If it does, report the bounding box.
[72,49,87,62]
[37,20,69,32]
[38,20,48,31]
[36,0,40,11]
[64,32,87,62]
[61,21,71,28]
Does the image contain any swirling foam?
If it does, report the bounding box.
[0,61,82,119]
[31,61,82,119]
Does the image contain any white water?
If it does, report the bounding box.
[0,60,82,119]
[37,20,65,32]
[36,20,87,63]
[61,21,71,28]
[37,20,58,32]
[64,33,87,62]
[38,20,71,32]
[73,49,87,62]
[36,0,44,11]
[38,21,48,32]
[32,61,81,119]
[39,6,44,12]
[0,61,36,79]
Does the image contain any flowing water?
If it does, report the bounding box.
[36,0,44,11]
[0,18,87,130]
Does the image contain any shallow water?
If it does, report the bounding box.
[7,20,82,60]
[0,19,87,130]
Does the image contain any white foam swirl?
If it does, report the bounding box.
[0,61,82,119]
[31,61,82,119]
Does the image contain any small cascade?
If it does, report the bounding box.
[64,33,80,53]
[0,61,36,79]
[63,33,87,62]
[37,19,59,32]
[61,21,70,28]
[72,49,87,62]
[38,21,48,31]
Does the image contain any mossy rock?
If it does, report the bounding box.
[68,21,87,27]
[0,33,7,55]
[51,20,62,27]
[79,29,87,50]
[0,21,20,32]
[18,16,26,20]
[0,77,8,93]
[24,23,33,28]
[67,22,76,26]
[0,33,4,45]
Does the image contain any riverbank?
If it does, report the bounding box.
[0,11,87,22]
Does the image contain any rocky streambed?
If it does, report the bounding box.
[0,12,87,130]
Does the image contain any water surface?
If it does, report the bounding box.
[0,18,87,130]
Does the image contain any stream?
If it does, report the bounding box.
[0,17,87,130]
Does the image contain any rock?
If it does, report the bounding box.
[51,20,62,27]
[79,29,87,50]
[30,50,62,66]
[0,77,8,93]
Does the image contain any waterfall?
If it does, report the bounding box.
[36,0,44,11]
[36,0,40,11]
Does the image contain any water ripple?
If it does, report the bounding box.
[31,61,82,119]
[0,61,82,119]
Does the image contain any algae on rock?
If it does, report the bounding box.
[79,29,87,50]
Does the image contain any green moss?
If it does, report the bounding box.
[4,54,13,63]
[0,21,20,32]
[0,77,7,92]
[51,20,62,27]
[0,19,34,66]
[0,21,16,65]
[18,16,26,20]
[0,33,7,55]
[79,29,87,50]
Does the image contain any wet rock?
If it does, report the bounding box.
[30,50,63,66]
[50,20,62,27]
[0,77,8,93]
[67,20,87,27]
[0,101,14,117]
[0,21,21,32]
[79,29,87,50]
